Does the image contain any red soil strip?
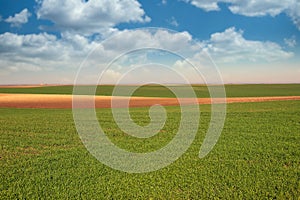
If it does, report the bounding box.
[0,93,299,109]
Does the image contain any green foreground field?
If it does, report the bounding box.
[1,101,299,199]
[1,84,300,97]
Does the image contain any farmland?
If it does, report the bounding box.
[0,84,300,199]
[0,83,300,97]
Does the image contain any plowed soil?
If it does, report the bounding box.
[0,93,300,109]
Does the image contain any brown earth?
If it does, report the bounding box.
[0,93,299,109]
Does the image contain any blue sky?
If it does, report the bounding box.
[0,0,299,84]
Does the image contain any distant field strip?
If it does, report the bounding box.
[0,84,300,97]
[1,93,300,108]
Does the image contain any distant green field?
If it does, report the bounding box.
[1,101,299,199]
[0,84,300,97]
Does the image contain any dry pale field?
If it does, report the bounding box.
[0,93,300,108]
[0,85,62,88]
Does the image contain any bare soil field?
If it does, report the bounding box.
[0,93,300,109]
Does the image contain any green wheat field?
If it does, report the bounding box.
[0,84,299,199]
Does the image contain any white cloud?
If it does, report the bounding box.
[284,36,297,47]
[5,9,31,27]
[228,1,291,17]
[170,27,295,84]
[168,17,179,27]
[100,69,122,84]
[0,28,294,84]
[0,32,99,76]
[286,1,300,31]
[203,27,293,63]
[184,0,221,11]
[36,0,150,35]
[85,28,295,84]
[162,0,167,5]
[183,0,300,30]
[102,29,196,54]
[0,29,197,79]
[0,32,57,57]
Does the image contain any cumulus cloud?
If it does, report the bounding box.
[100,69,123,84]
[169,27,295,84]
[0,32,57,57]
[183,0,221,11]
[167,17,179,27]
[286,1,300,30]
[0,28,294,84]
[183,0,300,30]
[0,29,197,77]
[101,29,196,55]
[36,0,150,35]
[284,36,297,47]
[4,8,31,27]
[0,32,100,76]
[203,27,293,63]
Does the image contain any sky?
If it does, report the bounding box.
[0,0,299,84]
